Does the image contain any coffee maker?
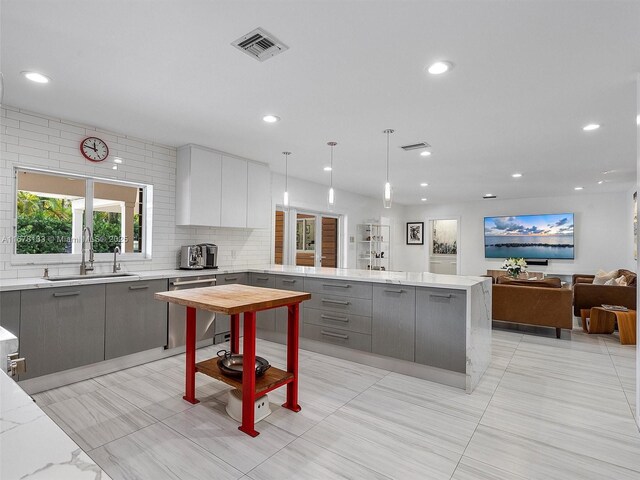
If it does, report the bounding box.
[199,243,218,269]
[179,245,204,270]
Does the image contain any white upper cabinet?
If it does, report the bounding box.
[247,162,271,228]
[176,145,271,228]
[220,155,248,228]
[176,145,222,226]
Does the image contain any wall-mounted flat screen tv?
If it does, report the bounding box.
[484,213,574,259]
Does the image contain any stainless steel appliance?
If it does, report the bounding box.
[167,275,216,348]
[179,245,204,270]
[199,243,218,269]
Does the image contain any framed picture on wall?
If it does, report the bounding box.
[406,222,424,245]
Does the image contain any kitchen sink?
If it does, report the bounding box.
[45,273,137,281]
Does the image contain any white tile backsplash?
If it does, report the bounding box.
[0,106,271,278]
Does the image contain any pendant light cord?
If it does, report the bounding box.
[330,144,334,187]
[386,131,390,182]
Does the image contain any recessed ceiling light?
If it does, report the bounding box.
[582,123,600,131]
[112,165,118,170]
[420,151,432,157]
[427,61,453,75]
[421,198,427,202]
[637,115,640,126]
[21,71,50,83]
[602,169,615,175]
[597,180,604,184]
[113,157,123,164]
[511,173,522,178]
[483,193,496,198]
[262,115,280,123]
[420,182,428,187]
[574,186,583,190]
[323,166,332,172]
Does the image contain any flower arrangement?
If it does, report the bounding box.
[502,257,528,278]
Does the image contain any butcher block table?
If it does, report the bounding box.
[155,284,311,437]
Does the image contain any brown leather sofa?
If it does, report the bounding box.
[572,270,637,316]
[493,276,573,338]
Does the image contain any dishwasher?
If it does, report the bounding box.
[167,275,217,349]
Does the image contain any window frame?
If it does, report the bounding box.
[11,166,153,265]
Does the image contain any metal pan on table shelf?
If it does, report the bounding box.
[216,350,271,378]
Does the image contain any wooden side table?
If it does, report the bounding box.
[581,308,615,334]
[616,310,636,345]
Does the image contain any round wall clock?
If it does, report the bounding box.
[80,136,109,162]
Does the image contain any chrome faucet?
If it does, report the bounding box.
[113,246,121,273]
[80,226,94,275]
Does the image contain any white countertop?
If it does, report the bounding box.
[0,327,110,479]
[0,264,489,292]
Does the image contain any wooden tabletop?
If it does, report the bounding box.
[154,283,311,314]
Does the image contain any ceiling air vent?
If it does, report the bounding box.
[400,142,431,151]
[232,28,288,62]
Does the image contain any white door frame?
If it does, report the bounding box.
[426,215,462,275]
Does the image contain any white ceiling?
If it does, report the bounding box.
[2,0,638,205]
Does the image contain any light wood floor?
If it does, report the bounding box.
[34,329,639,479]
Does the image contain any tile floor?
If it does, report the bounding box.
[32,329,638,480]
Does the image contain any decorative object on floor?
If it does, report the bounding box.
[382,129,394,208]
[484,213,574,259]
[617,309,636,345]
[580,307,616,334]
[226,389,271,423]
[282,151,291,207]
[216,350,271,378]
[327,141,337,210]
[431,219,457,253]
[502,257,528,278]
[406,221,424,245]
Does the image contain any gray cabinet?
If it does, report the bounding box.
[415,288,466,373]
[20,285,106,379]
[303,277,372,299]
[372,285,415,361]
[275,275,305,333]
[250,273,276,331]
[105,279,168,360]
[215,273,248,335]
[302,323,371,352]
[0,291,20,339]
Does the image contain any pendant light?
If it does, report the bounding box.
[383,129,394,208]
[327,141,337,210]
[282,151,291,207]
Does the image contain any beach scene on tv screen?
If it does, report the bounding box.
[484,214,574,259]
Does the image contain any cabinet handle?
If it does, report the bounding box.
[282,279,297,284]
[129,285,149,290]
[321,330,349,340]
[255,276,269,281]
[384,289,405,294]
[320,314,349,322]
[322,283,351,289]
[53,291,80,297]
[171,279,216,286]
[224,277,238,281]
[430,293,453,299]
[321,298,350,306]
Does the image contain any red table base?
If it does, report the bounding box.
[182,302,301,436]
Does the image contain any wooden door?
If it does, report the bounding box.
[274,210,284,264]
[321,216,338,268]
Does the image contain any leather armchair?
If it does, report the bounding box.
[572,274,637,316]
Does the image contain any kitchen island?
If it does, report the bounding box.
[0,265,491,393]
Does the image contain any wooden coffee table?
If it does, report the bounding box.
[581,307,636,345]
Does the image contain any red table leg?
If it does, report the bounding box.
[283,303,301,412]
[239,311,259,437]
[230,313,240,354]
[183,306,199,404]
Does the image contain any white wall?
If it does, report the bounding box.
[0,106,271,278]
[396,191,635,276]
[270,173,405,270]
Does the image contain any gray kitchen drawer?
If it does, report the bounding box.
[305,294,372,317]
[303,277,372,299]
[250,273,275,288]
[275,275,305,291]
[302,323,371,352]
[305,307,372,334]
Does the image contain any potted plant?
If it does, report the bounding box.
[502,257,528,278]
